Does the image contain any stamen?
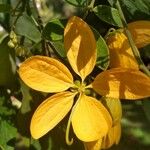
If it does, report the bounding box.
[85,84,92,89]
[65,115,73,145]
[65,93,82,145]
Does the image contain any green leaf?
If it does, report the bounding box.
[0,96,16,119]
[42,19,67,58]
[30,138,41,150]
[0,4,11,12]
[65,0,87,7]
[93,5,123,27]
[52,40,66,58]
[43,19,67,41]
[15,14,41,43]
[91,27,110,70]
[0,120,17,150]
[0,37,17,87]
[0,94,17,150]
[120,0,150,21]
[108,0,117,7]
[20,81,33,114]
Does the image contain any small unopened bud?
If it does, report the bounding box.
[12,36,18,44]
[8,40,15,48]
[10,96,22,109]
[10,30,17,39]
[15,46,27,56]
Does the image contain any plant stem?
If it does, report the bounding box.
[115,0,150,77]
[89,0,95,8]
[32,0,43,31]
[32,0,51,56]
[12,0,25,28]
[11,0,22,16]
[83,0,95,19]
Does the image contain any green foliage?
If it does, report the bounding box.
[0,93,17,150]
[0,37,17,87]
[65,0,87,7]
[0,4,11,12]
[120,0,150,21]
[92,27,110,70]
[15,14,41,43]
[93,5,123,27]
[52,40,66,58]
[43,19,67,41]
[0,120,17,150]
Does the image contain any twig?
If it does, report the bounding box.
[32,0,43,31]
[11,0,22,16]
[12,0,24,28]
[32,0,51,56]
[83,0,95,19]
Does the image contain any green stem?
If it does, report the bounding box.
[89,0,95,8]
[0,145,5,150]
[32,0,52,56]
[115,0,150,77]
[11,0,22,16]
[65,92,80,145]
[83,0,95,19]
[32,0,43,31]
[12,0,25,28]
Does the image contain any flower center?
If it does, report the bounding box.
[70,80,86,93]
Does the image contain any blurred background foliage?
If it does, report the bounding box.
[0,0,150,149]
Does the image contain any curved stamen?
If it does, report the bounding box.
[66,114,73,145]
[85,83,92,89]
[65,93,82,145]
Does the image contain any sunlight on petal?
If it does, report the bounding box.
[101,122,121,149]
[92,68,150,99]
[84,138,102,150]
[107,32,138,69]
[71,94,112,142]
[64,16,97,81]
[19,56,74,93]
[30,91,75,139]
[128,20,150,48]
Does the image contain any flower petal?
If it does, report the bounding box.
[92,68,150,99]
[107,32,138,69]
[128,20,150,48]
[64,16,97,81]
[101,122,121,149]
[71,94,112,142]
[84,138,102,150]
[101,97,122,125]
[30,91,75,139]
[19,56,74,93]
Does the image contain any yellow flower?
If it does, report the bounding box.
[127,20,150,48]
[101,98,122,149]
[101,122,121,149]
[84,97,122,150]
[107,20,150,70]
[19,16,112,143]
[84,20,150,150]
[106,31,139,69]
[85,122,121,150]
[19,16,150,145]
